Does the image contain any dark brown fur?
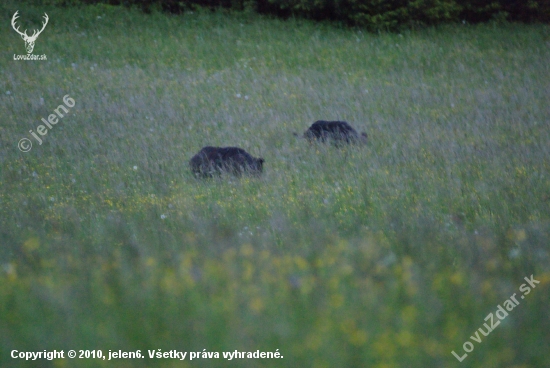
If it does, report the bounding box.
[302,120,368,145]
[190,146,264,177]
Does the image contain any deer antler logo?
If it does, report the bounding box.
[11,11,49,54]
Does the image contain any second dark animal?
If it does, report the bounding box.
[301,120,368,144]
[190,146,264,177]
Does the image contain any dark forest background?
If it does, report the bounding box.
[18,0,550,30]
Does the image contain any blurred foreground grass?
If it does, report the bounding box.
[1,2,550,367]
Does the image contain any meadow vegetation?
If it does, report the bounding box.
[1,3,550,367]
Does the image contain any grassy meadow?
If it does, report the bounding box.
[1,2,550,367]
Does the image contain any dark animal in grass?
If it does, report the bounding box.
[298,120,368,145]
[190,146,264,177]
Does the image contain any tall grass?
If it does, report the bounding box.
[1,3,550,367]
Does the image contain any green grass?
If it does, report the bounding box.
[1,2,550,367]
